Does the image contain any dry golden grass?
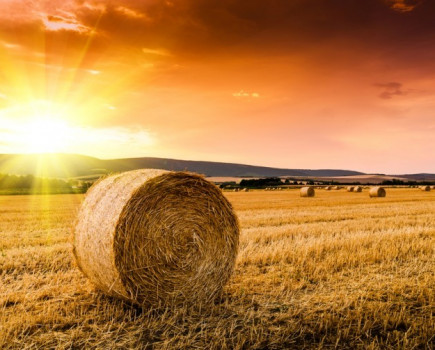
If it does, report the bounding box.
[1,189,434,349]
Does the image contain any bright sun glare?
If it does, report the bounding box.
[23,118,72,153]
[0,100,155,157]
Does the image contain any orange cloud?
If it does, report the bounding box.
[385,0,424,12]
[116,6,148,19]
[82,2,107,13]
[41,12,91,33]
[142,48,172,57]
[375,82,407,99]
[233,90,260,99]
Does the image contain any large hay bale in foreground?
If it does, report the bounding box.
[300,187,315,197]
[353,186,362,192]
[420,186,431,191]
[369,186,386,198]
[74,169,239,307]
[347,186,354,192]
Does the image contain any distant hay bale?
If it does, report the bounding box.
[332,186,339,190]
[353,186,362,192]
[325,186,331,190]
[73,169,239,307]
[369,186,386,198]
[420,186,431,191]
[300,187,315,197]
[243,188,249,192]
[347,186,354,192]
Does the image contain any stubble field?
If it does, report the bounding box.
[0,189,434,349]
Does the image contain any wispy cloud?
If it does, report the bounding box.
[233,90,260,99]
[116,6,148,19]
[87,69,101,75]
[82,1,106,13]
[142,48,171,57]
[1,41,21,50]
[385,0,424,12]
[41,12,91,34]
[375,82,407,99]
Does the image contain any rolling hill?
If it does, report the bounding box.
[0,153,433,182]
[0,153,364,178]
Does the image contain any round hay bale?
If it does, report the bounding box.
[347,186,354,192]
[369,186,386,198]
[243,188,249,192]
[300,187,315,197]
[73,169,239,307]
[353,186,362,192]
[325,186,331,191]
[420,186,431,191]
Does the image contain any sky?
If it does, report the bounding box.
[0,0,434,174]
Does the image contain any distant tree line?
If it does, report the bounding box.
[380,179,434,186]
[0,173,92,195]
[220,177,434,189]
[239,178,283,188]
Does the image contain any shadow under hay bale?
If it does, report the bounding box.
[300,187,315,197]
[369,186,386,198]
[73,169,240,307]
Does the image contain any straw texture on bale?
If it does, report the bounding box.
[353,186,362,192]
[347,186,354,192]
[369,186,386,197]
[300,187,315,197]
[73,169,239,307]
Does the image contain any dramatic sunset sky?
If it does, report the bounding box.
[0,0,434,173]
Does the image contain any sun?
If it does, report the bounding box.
[22,118,73,153]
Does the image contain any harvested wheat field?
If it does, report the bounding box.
[1,189,434,349]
